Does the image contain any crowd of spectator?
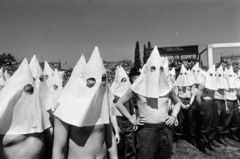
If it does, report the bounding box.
[168,57,207,71]
[103,60,133,83]
[2,53,240,87]
[221,56,240,72]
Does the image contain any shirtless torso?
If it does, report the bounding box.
[68,124,106,159]
[134,92,170,123]
[116,88,180,125]
[0,133,45,159]
[225,88,238,101]
[53,118,114,159]
[214,89,225,100]
[178,86,192,99]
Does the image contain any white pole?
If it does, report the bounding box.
[207,44,213,68]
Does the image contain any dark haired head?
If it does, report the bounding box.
[129,67,140,78]
[129,67,140,83]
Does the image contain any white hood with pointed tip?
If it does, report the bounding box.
[205,65,218,90]
[174,64,194,87]
[54,47,112,127]
[131,46,172,98]
[111,66,131,97]
[0,58,51,134]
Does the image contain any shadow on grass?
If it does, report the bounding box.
[172,138,240,159]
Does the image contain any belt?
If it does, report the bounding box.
[179,97,191,100]
[226,99,237,102]
[139,122,167,130]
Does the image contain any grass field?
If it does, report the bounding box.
[172,138,240,159]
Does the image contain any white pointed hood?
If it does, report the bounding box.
[111,66,120,86]
[216,64,228,90]
[0,67,6,86]
[174,64,194,87]
[4,70,11,82]
[111,66,131,97]
[205,64,218,90]
[38,77,55,111]
[59,71,65,80]
[58,54,86,105]
[0,58,51,134]
[54,47,112,127]
[29,55,43,79]
[169,67,176,84]
[191,62,205,84]
[50,69,63,106]
[236,70,240,89]
[139,65,145,74]
[225,66,237,89]
[131,46,172,98]
[29,55,43,89]
[43,61,54,87]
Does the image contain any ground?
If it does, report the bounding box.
[172,138,240,159]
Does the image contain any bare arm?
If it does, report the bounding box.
[105,124,118,159]
[223,90,229,113]
[52,117,69,159]
[116,88,136,125]
[129,99,135,116]
[169,88,181,118]
[237,88,240,101]
[165,88,181,126]
[189,85,196,106]
[43,128,53,159]
[196,82,205,106]
[110,113,120,144]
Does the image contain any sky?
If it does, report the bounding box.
[0,0,240,68]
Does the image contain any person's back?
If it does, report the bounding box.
[0,133,45,159]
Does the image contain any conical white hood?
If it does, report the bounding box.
[29,55,43,79]
[29,55,43,90]
[58,54,86,104]
[174,64,194,87]
[54,47,111,127]
[216,64,228,90]
[0,67,6,86]
[50,69,63,106]
[0,58,51,134]
[139,65,145,74]
[191,62,205,84]
[131,46,172,98]
[111,66,131,97]
[81,47,106,81]
[43,61,54,87]
[225,66,237,89]
[236,70,240,89]
[59,71,65,80]
[205,64,218,90]
[4,70,11,81]
[169,67,176,84]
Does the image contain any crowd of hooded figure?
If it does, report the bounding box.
[0,46,240,159]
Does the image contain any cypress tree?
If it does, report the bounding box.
[134,41,141,69]
[147,41,152,49]
[143,44,147,64]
